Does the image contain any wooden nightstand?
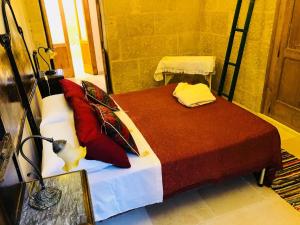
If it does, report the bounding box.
[0,170,94,225]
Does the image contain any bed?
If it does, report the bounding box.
[113,84,282,197]
[0,1,281,222]
[39,81,282,221]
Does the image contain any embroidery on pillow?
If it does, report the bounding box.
[82,81,119,111]
[92,104,139,156]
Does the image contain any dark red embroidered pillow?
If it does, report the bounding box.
[82,80,119,111]
[92,104,139,156]
[60,79,85,102]
[85,134,131,168]
[70,97,131,168]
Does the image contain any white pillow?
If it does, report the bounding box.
[40,94,73,128]
[67,77,107,92]
[40,120,111,177]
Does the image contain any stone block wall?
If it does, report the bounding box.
[103,0,277,111]
[201,0,277,111]
[102,0,203,93]
[23,1,48,71]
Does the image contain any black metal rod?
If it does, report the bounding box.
[38,47,51,71]
[1,0,44,156]
[0,34,42,159]
[3,0,38,77]
[0,117,5,141]
[33,51,40,79]
[218,0,243,96]
[37,0,56,70]
[235,28,245,32]
[12,152,24,182]
[96,0,113,94]
[19,135,54,189]
[228,0,255,101]
[50,59,55,70]
[38,0,51,47]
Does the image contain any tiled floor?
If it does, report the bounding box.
[99,114,300,225]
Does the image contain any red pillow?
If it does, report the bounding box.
[71,97,99,145]
[85,135,131,168]
[82,80,119,111]
[70,97,131,168]
[60,79,85,101]
[92,104,139,156]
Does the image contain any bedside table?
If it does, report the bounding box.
[1,170,94,225]
[38,74,64,98]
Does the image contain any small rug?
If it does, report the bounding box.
[272,150,300,211]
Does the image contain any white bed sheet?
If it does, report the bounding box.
[40,95,163,221]
[40,119,112,177]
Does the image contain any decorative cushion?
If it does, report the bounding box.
[68,96,131,168]
[82,80,119,111]
[71,97,99,145]
[85,135,131,168]
[60,79,85,102]
[92,104,140,156]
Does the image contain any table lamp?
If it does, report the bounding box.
[19,135,86,210]
[38,47,57,76]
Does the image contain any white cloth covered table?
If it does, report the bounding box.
[154,56,216,88]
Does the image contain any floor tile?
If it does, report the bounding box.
[282,136,300,158]
[98,208,152,225]
[242,175,277,200]
[198,177,265,216]
[205,197,300,225]
[147,190,214,225]
[97,114,300,225]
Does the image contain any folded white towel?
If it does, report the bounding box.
[173,83,216,107]
[154,56,216,82]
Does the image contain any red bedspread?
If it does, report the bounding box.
[113,84,282,197]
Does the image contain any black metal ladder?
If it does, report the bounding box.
[218,0,256,101]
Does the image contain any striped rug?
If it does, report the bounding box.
[271,150,300,211]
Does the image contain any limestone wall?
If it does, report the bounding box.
[201,0,277,111]
[102,0,203,93]
[22,1,48,71]
[103,0,277,111]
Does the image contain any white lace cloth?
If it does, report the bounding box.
[154,56,216,83]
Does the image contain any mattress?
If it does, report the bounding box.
[40,94,163,221]
[40,83,282,220]
[113,84,282,197]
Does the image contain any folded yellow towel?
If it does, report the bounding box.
[173,83,216,107]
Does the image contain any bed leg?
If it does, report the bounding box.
[258,168,266,187]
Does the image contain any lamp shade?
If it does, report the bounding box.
[46,48,57,59]
[55,143,86,172]
[19,135,86,210]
